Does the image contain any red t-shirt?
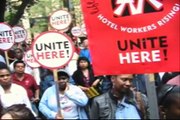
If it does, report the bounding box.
[12,73,39,100]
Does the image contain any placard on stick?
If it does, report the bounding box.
[0,23,15,51]
[12,26,27,43]
[71,26,82,37]
[24,50,40,68]
[32,31,74,69]
[49,10,72,30]
[0,22,15,66]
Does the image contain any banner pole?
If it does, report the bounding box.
[5,51,10,66]
[145,74,160,119]
[53,69,62,116]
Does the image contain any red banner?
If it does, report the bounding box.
[81,0,180,75]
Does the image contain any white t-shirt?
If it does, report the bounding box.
[59,94,79,119]
[0,83,36,116]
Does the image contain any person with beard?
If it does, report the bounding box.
[90,74,143,119]
[38,70,88,119]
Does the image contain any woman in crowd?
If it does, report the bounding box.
[38,70,88,119]
[0,62,36,116]
[72,57,101,95]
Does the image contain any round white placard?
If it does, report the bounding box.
[24,50,41,68]
[49,10,72,30]
[71,26,82,37]
[12,26,27,43]
[32,31,74,69]
[0,23,15,50]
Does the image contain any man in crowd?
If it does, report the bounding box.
[12,60,40,116]
[9,48,32,74]
[9,48,41,86]
[90,74,147,119]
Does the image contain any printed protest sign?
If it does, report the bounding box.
[0,23,15,50]
[12,26,27,43]
[49,10,72,30]
[24,50,40,68]
[71,26,82,37]
[32,31,74,69]
[81,0,180,75]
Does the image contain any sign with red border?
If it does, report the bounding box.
[32,31,74,69]
[81,0,180,75]
[12,26,27,43]
[0,23,15,50]
[49,10,72,30]
[71,26,82,37]
[24,50,41,68]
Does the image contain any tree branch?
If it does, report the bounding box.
[8,0,33,26]
[0,0,6,22]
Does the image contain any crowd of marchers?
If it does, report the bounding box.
[0,38,179,119]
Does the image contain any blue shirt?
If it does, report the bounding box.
[79,49,92,62]
[39,84,88,119]
[115,97,141,119]
[0,55,6,63]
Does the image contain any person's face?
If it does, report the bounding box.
[0,69,12,86]
[111,74,133,94]
[166,99,180,119]
[57,76,68,91]
[15,49,23,60]
[83,39,88,48]
[79,60,88,69]
[1,113,13,119]
[14,63,25,74]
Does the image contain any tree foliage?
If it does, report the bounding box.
[0,0,38,26]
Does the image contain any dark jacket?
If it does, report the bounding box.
[90,90,142,119]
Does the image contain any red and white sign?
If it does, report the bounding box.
[32,31,74,69]
[81,0,180,75]
[0,23,15,50]
[71,26,82,37]
[12,26,27,43]
[49,10,72,30]
[24,50,40,68]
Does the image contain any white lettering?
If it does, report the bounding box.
[119,50,161,64]
[114,0,163,16]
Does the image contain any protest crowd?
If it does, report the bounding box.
[0,37,179,119]
[0,0,180,119]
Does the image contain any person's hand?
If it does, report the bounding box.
[79,86,89,91]
[31,97,39,103]
[55,113,63,119]
[91,79,100,87]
